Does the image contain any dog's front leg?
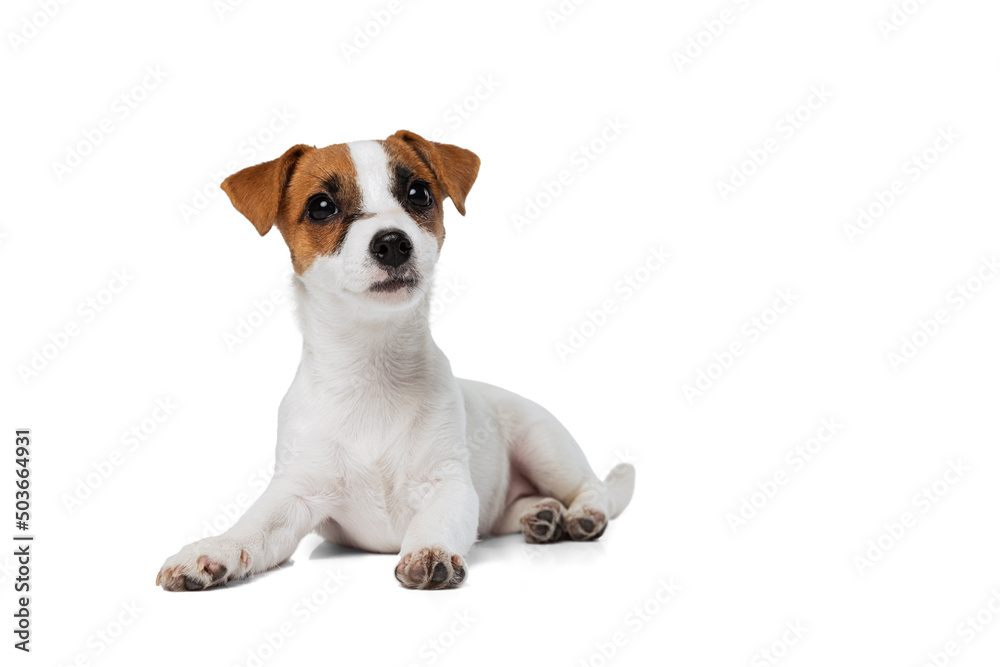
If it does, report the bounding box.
[157,478,319,591]
[395,468,479,590]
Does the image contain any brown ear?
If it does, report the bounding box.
[221,144,313,235]
[390,130,480,216]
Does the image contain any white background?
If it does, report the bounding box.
[3,0,1000,665]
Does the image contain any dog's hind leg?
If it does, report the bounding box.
[501,396,636,542]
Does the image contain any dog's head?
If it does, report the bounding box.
[221,130,479,309]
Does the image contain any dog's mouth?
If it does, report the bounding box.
[369,276,419,293]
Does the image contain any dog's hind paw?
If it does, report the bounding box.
[395,547,466,590]
[565,506,607,541]
[519,499,566,544]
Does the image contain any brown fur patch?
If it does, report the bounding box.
[222,143,361,273]
[277,144,361,274]
[221,144,313,237]
[386,131,480,217]
[380,131,481,249]
[378,136,448,248]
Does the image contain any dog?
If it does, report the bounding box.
[156,130,635,591]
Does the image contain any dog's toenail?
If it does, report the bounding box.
[431,562,448,582]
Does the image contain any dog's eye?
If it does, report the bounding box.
[407,181,432,207]
[306,194,338,221]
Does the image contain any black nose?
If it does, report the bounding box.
[370,230,412,268]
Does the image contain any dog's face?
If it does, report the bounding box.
[221,130,479,309]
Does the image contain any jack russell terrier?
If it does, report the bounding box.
[156,130,635,591]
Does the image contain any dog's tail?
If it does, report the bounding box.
[605,463,636,519]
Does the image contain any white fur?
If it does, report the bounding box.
[157,140,635,591]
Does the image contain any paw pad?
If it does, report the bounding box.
[566,507,607,541]
[395,547,467,590]
[520,500,566,544]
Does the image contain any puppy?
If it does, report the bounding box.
[156,130,635,591]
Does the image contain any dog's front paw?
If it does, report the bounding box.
[156,538,249,592]
[395,547,467,590]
